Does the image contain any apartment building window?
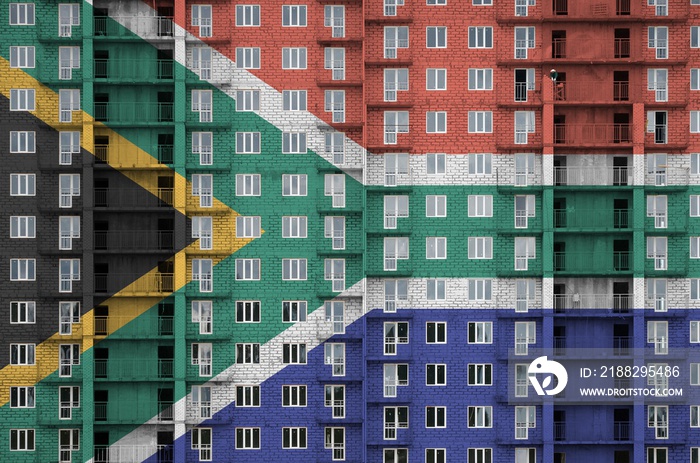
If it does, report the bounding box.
[58,46,79,80]
[384,237,409,270]
[235,5,260,26]
[515,153,536,185]
[514,27,535,59]
[192,259,213,293]
[645,195,668,229]
[192,132,213,165]
[325,385,344,418]
[192,343,212,376]
[427,69,447,90]
[283,342,307,364]
[60,131,80,165]
[10,386,35,408]
[10,301,35,324]
[10,131,35,154]
[236,301,260,323]
[325,90,345,123]
[515,111,535,144]
[385,26,409,58]
[428,0,447,4]
[236,385,260,407]
[325,48,345,81]
[427,449,446,463]
[283,48,307,69]
[236,90,260,112]
[282,428,307,449]
[468,26,493,48]
[236,428,260,449]
[515,406,536,439]
[384,112,409,145]
[385,279,408,312]
[692,364,700,385]
[10,259,35,281]
[325,259,345,292]
[468,237,493,259]
[59,89,79,123]
[325,5,345,37]
[236,47,260,69]
[282,132,307,153]
[468,363,492,385]
[692,321,700,343]
[324,216,345,249]
[426,364,446,386]
[692,405,700,427]
[692,111,700,133]
[515,321,536,355]
[385,0,403,15]
[648,26,668,59]
[282,174,307,196]
[515,195,536,228]
[58,344,79,377]
[282,301,307,323]
[468,448,491,463]
[192,217,212,251]
[192,301,213,334]
[694,154,700,175]
[385,195,409,228]
[58,4,79,37]
[426,111,447,133]
[468,69,493,90]
[325,174,345,207]
[9,429,34,451]
[236,174,260,196]
[192,174,213,207]
[324,427,345,460]
[384,321,409,356]
[325,342,345,375]
[282,258,307,280]
[282,216,307,238]
[192,386,212,418]
[235,258,260,280]
[515,237,536,270]
[468,195,493,217]
[468,111,493,133]
[516,279,536,312]
[469,279,492,301]
[192,47,212,80]
[385,69,409,101]
[426,237,447,259]
[61,430,81,463]
[282,90,306,111]
[648,278,667,312]
[647,448,668,463]
[426,195,446,218]
[283,5,307,26]
[468,322,493,343]
[648,405,669,438]
[236,343,260,364]
[514,68,536,102]
[10,89,35,111]
[515,364,529,397]
[10,216,35,239]
[693,26,700,48]
[427,153,446,175]
[693,69,700,90]
[58,259,79,292]
[384,407,409,441]
[426,322,446,343]
[283,385,307,406]
[426,26,447,48]
[10,344,35,365]
[59,301,79,335]
[9,3,35,25]
[427,278,446,301]
[648,69,668,102]
[468,406,492,428]
[59,216,79,250]
[192,5,212,37]
[192,90,212,122]
[9,46,34,68]
[648,320,669,354]
[647,236,668,270]
[384,363,409,397]
[192,428,212,460]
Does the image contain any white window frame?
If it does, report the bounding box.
[648,69,668,102]
[58,343,79,377]
[236,385,260,407]
[236,174,261,196]
[427,68,447,90]
[426,237,447,259]
[647,320,669,355]
[192,5,213,37]
[10,216,35,239]
[58,259,80,293]
[235,427,261,450]
[468,68,493,90]
[384,68,409,102]
[282,258,307,281]
[468,195,493,217]
[235,301,260,324]
[384,321,409,355]
[282,47,307,69]
[10,131,35,154]
[325,216,345,250]
[192,427,212,460]
[324,5,345,38]
[11,173,36,196]
[191,342,213,377]
[283,384,307,407]
[283,342,307,364]
[59,132,80,165]
[426,278,446,301]
[9,89,35,111]
[468,279,492,301]
[58,301,79,335]
[282,5,307,26]
[58,216,79,250]
[426,363,446,386]
[192,131,213,165]
[384,363,409,397]
[236,90,260,112]
[10,386,35,408]
[192,386,212,418]
[426,195,447,218]
[325,259,346,292]
[384,236,409,270]
[192,46,212,80]
[10,258,35,281]
[426,26,447,48]
[648,405,669,439]
[192,300,213,334]
[514,26,535,59]
[325,90,345,123]
[515,237,536,270]
[468,26,493,48]
[426,321,446,344]
[324,384,344,418]
[192,258,213,293]
[468,236,493,259]
[384,26,409,58]
[192,174,213,208]
[426,111,447,133]
[647,236,668,270]
[236,216,261,238]
[10,343,35,365]
[236,343,260,364]
[468,363,492,386]
[282,427,307,449]
[9,46,35,68]
[468,112,493,133]
[515,406,536,439]
[283,301,307,323]
[282,132,307,154]
[324,342,345,375]
[192,216,213,250]
[235,5,260,26]
[468,405,492,428]
[58,89,79,123]
[58,46,80,80]
[10,301,36,324]
[648,26,668,59]
[325,47,345,81]
[468,321,493,344]
[282,216,308,238]
[58,4,79,37]
[9,428,35,451]
[9,3,35,25]
[282,174,308,196]
[236,47,261,69]
[192,89,213,122]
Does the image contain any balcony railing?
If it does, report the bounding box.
[614,421,631,440]
[94,144,173,166]
[553,293,632,311]
[550,38,633,61]
[94,102,174,123]
[553,209,630,229]
[94,359,174,380]
[554,422,566,440]
[94,316,174,337]
[553,251,630,274]
[554,123,631,146]
[554,166,632,186]
[549,0,632,17]
[553,81,630,102]
[94,16,174,38]
[94,445,173,463]
[94,187,174,208]
[94,231,174,251]
[94,273,174,295]
[553,336,631,355]
[94,59,173,81]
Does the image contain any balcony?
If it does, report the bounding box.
[94,144,173,168]
[554,123,631,147]
[546,0,634,19]
[554,293,632,312]
[94,358,174,380]
[553,335,631,356]
[554,166,632,186]
[94,16,174,39]
[94,102,174,124]
[94,316,174,338]
[547,38,634,62]
[553,251,631,275]
[94,187,174,208]
[552,81,630,103]
[94,445,173,463]
[551,420,632,442]
[94,59,173,82]
[94,231,174,252]
[94,273,174,295]
[554,209,630,231]
[94,401,173,423]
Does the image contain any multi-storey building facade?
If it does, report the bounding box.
[2,0,700,462]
